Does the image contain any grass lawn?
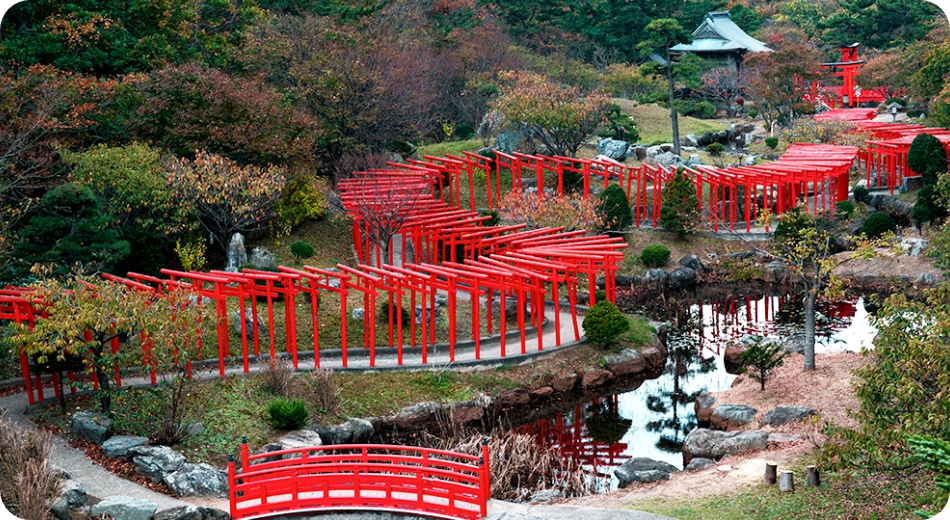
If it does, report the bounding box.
[633,462,948,520]
[614,99,728,145]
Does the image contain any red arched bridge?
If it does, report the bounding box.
[228,441,490,520]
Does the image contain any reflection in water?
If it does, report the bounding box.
[516,292,876,490]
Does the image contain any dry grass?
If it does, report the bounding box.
[257,355,297,398]
[296,368,339,416]
[0,412,61,520]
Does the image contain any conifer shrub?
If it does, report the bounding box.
[706,142,725,156]
[582,301,629,347]
[913,184,948,227]
[268,397,309,430]
[290,241,315,261]
[640,244,671,267]
[908,133,947,185]
[455,123,475,140]
[836,200,855,218]
[598,184,632,232]
[853,186,869,202]
[660,168,700,236]
[764,137,778,149]
[862,211,896,239]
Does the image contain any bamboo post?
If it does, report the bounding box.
[806,466,820,487]
[779,470,794,492]
[764,462,778,485]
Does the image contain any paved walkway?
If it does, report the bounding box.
[0,302,674,520]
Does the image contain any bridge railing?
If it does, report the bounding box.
[228,441,490,520]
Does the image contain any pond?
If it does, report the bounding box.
[512,290,878,491]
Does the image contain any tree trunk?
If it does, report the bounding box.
[666,49,680,156]
[806,466,820,487]
[96,363,112,418]
[764,462,778,484]
[804,286,817,371]
[779,470,795,492]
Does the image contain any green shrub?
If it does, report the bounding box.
[480,210,500,227]
[290,241,315,261]
[853,186,869,202]
[706,142,725,156]
[836,200,855,218]
[660,168,700,236]
[379,299,411,324]
[640,244,671,267]
[913,184,948,227]
[863,211,896,238]
[884,97,906,107]
[692,101,716,119]
[599,184,632,232]
[764,137,778,149]
[279,178,328,228]
[907,133,948,185]
[908,435,950,519]
[748,109,759,119]
[268,397,309,430]
[582,301,630,347]
[455,123,475,140]
[738,337,788,391]
[391,141,416,156]
[595,290,607,302]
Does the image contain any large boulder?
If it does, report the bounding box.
[551,373,578,393]
[682,429,769,465]
[581,368,613,388]
[596,137,630,160]
[710,404,757,431]
[782,334,806,354]
[668,267,697,290]
[89,496,158,520]
[71,411,113,445]
[277,429,324,450]
[494,129,526,154]
[762,405,818,426]
[348,418,375,442]
[154,506,231,520]
[225,232,247,272]
[163,463,229,498]
[129,445,186,483]
[394,402,442,430]
[602,349,647,376]
[654,151,682,168]
[640,269,669,291]
[684,457,715,471]
[679,255,704,274]
[694,392,717,426]
[614,458,680,488]
[232,308,267,340]
[312,422,354,445]
[450,400,485,424]
[249,246,278,270]
[763,261,792,284]
[59,479,87,508]
[102,435,149,459]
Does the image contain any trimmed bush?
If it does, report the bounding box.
[836,200,855,218]
[706,142,725,156]
[599,184,632,232]
[853,186,869,202]
[268,397,309,430]
[913,184,948,227]
[863,211,896,239]
[764,137,778,149]
[660,168,700,236]
[907,133,948,185]
[641,244,671,267]
[290,241,315,261]
[582,301,630,347]
[692,101,716,119]
[595,290,607,302]
[748,109,759,119]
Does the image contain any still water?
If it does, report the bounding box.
[517,291,878,490]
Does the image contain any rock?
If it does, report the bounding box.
[450,401,485,424]
[763,261,791,284]
[497,389,530,406]
[832,235,854,253]
[901,237,929,257]
[102,435,149,459]
[494,129,526,154]
[741,155,756,166]
[436,294,449,306]
[668,267,697,290]
[602,349,647,376]
[679,255,704,274]
[225,233,247,272]
[164,463,229,498]
[682,429,769,465]
[551,373,578,392]
[71,411,113,445]
[640,269,669,291]
[762,405,817,426]
[710,404,757,431]
[351,307,365,320]
[529,488,561,503]
[902,175,925,193]
[723,345,745,367]
[394,402,442,430]
[654,151,682,168]
[129,445,186,483]
[186,422,205,436]
[919,272,937,284]
[681,134,699,147]
[51,498,70,520]
[89,496,158,520]
[154,505,231,520]
[529,387,554,399]
[249,247,278,270]
[768,433,805,443]
[347,418,375,442]
[642,336,666,369]
[274,429,324,451]
[596,137,629,160]
[60,478,87,507]
[581,368,612,388]
[684,457,715,471]
[727,251,756,261]
[615,458,679,488]
[232,308,266,339]
[312,422,354,445]
[782,334,806,354]
[695,392,717,426]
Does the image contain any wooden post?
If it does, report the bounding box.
[779,470,794,492]
[764,462,778,485]
[807,466,820,487]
